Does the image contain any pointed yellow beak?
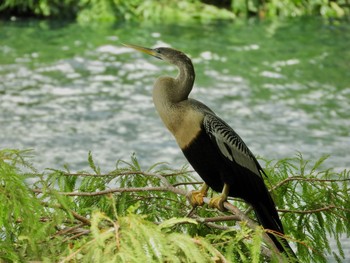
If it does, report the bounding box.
[123,43,158,57]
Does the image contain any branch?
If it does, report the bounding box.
[279,204,350,215]
[33,186,181,196]
[62,229,91,242]
[194,215,241,223]
[41,202,91,226]
[271,175,350,192]
[55,223,86,236]
[172,181,203,187]
[70,210,91,225]
[53,170,194,178]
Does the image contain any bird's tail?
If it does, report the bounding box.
[252,201,298,261]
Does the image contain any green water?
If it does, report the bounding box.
[0,18,349,260]
[1,18,349,172]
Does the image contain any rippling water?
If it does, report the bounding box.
[1,19,349,173]
[1,18,350,261]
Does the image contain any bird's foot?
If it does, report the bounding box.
[187,183,209,207]
[209,195,227,211]
[187,189,206,207]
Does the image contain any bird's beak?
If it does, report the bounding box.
[123,43,161,59]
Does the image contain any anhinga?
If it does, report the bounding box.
[124,44,297,260]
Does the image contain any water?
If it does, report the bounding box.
[1,18,349,261]
[1,19,349,172]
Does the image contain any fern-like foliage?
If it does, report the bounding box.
[63,210,222,262]
[263,153,350,262]
[0,149,65,261]
[0,149,349,262]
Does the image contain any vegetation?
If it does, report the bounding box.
[0,0,349,22]
[0,148,349,262]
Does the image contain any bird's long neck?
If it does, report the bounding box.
[152,55,196,134]
[153,56,195,109]
[173,58,195,102]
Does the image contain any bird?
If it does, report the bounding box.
[124,43,297,260]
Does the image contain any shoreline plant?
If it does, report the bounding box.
[0,148,349,262]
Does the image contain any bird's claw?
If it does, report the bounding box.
[187,190,206,207]
[209,195,227,211]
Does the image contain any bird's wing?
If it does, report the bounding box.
[203,114,265,177]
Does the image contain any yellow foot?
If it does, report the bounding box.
[209,195,227,211]
[187,189,206,207]
[187,183,209,207]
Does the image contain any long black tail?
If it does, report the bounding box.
[252,201,298,261]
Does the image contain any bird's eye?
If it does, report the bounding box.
[152,48,163,60]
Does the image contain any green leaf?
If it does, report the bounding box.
[88,151,100,175]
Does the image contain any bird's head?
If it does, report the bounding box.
[123,43,191,66]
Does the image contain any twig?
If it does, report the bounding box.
[41,202,91,226]
[271,176,350,192]
[278,204,350,214]
[62,229,91,242]
[70,210,91,225]
[172,181,203,187]
[194,215,241,223]
[33,186,182,196]
[54,170,193,178]
[202,222,232,231]
[55,223,85,236]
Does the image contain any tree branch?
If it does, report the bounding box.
[41,202,91,226]
[53,170,194,178]
[33,186,179,196]
[270,175,350,192]
[279,204,350,215]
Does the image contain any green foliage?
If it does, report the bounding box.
[0,0,349,21]
[0,148,349,262]
[0,149,64,261]
[76,0,235,23]
[263,153,350,262]
[67,211,219,262]
[230,0,350,18]
[0,0,79,18]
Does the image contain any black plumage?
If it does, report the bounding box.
[183,110,286,251]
